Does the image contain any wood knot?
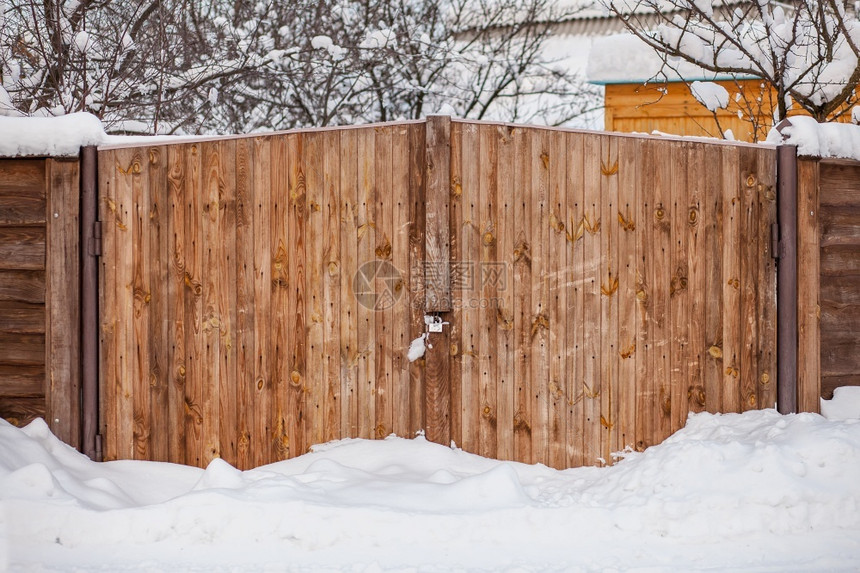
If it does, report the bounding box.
[451,177,463,198]
[708,345,723,359]
[760,372,770,385]
[540,151,549,170]
[727,278,740,289]
[530,313,549,338]
[725,366,739,378]
[290,370,302,385]
[496,308,513,330]
[513,412,531,435]
[655,203,665,220]
[256,377,265,391]
[688,385,706,407]
[482,231,495,246]
[618,211,635,231]
[688,207,699,225]
[375,234,392,260]
[746,174,757,188]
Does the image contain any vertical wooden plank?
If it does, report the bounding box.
[478,124,498,459]
[45,159,80,449]
[582,133,602,464]
[652,141,672,443]
[669,141,691,433]
[635,139,655,452]
[391,126,411,439]
[286,132,306,456]
[495,125,515,462]
[424,116,452,445]
[704,147,724,413]
[739,146,760,412]
[374,126,394,440]
[130,146,152,461]
[271,135,289,460]
[616,137,638,450]
[304,131,326,448]
[147,147,169,462]
[200,142,223,465]
[99,151,117,460]
[115,148,137,461]
[322,130,342,443]
[566,131,585,467]
[512,126,532,464]
[218,140,238,464]
[407,124,427,436]
[797,159,821,413]
[599,135,621,459]
[547,130,567,468]
[356,127,376,439]
[340,129,359,438]
[166,145,187,465]
[252,136,272,467]
[686,143,708,416]
[757,148,778,410]
[721,145,742,413]
[424,116,452,312]
[183,143,204,467]
[530,128,550,466]
[235,138,255,469]
[458,122,479,454]
[447,121,463,449]
[130,148,154,460]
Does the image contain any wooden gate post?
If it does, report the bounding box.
[423,116,452,445]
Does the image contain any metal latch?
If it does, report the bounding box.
[424,314,449,333]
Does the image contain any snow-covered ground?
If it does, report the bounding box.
[2,388,859,572]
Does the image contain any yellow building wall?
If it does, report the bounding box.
[604,79,854,143]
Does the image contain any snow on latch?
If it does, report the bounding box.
[767,116,860,162]
[0,113,107,157]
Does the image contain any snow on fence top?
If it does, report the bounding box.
[0,113,107,157]
[2,111,859,162]
[767,117,860,162]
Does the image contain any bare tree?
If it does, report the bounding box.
[603,0,860,128]
[1,0,601,134]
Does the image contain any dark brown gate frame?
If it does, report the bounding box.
[80,145,101,460]
[776,144,798,414]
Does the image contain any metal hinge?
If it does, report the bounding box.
[91,221,103,256]
[771,223,780,259]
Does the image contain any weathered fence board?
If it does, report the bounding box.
[99,120,780,470]
[0,158,80,447]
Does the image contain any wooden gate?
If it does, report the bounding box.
[98,119,778,470]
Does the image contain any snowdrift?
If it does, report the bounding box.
[2,398,860,571]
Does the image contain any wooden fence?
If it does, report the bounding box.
[798,158,860,407]
[98,118,778,470]
[0,158,81,447]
